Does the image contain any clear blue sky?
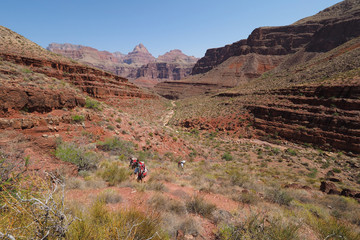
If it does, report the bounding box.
[1,0,342,58]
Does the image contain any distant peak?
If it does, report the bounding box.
[170,49,182,52]
[132,43,149,53]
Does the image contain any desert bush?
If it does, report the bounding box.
[179,216,202,236]
[72,114,85,123]
[227,169,249,187]
[21,68,32,73]
[162,213,201,238]
[0,151,28,192]
[97,137,134,157]
[217,214,300,240]
[67,199,167,239]
[0,175,77,239]
[99,162,130,186]
[285,148,297,156]
[186,195,216,218]
[97,189,122,204]
[106,125,115,131]
[148,194,168,212]
[320,195,360,225]
[85,97,102,111]
[84,178,107,189]
[168,199,187,215]
[55,142,99,171]
[147,181,168,192]
[148,169,175,183]
[233,191,259,205]
[66,177,85,190]
[265,187,293,206]
[222,152,233,161]
[307,213,360,240]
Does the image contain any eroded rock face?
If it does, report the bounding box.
[192,24,321,75]
[0,53,155,101]
[47,43,198,87]
[247,84,360,153]
[0,86,85,116]
[123,43,156,65]
[135,62,194,81]
[192,0,360,76]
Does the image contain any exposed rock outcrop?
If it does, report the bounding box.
[247,84,360,153]
[0,86,85,116]
[123,43,156,66]
[192,0,360,76]
[0,53,154,101]
[156,0,360,99]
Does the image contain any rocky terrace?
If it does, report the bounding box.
[247,83,360,153]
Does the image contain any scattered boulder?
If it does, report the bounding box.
[320,181,337,194]
[328,177,341,182]
[341,189,356,198]
[176,230,185,240]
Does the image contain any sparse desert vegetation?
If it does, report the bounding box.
[1,1,360,239]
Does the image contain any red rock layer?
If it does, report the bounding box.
[0,86,85,117]
[0,53,155,100]
[247,84,360,153]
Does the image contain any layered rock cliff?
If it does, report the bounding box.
[0,25,155,117]
[192,0,360,76]
[155,0,360,99]
[47,43,198,88]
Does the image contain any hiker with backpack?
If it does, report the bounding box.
[129,157,138,169]
[178,160,186,169]
[137,165,148,182]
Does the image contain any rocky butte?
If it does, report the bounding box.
[47,43,198,88]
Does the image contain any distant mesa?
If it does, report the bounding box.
[47,43,199,88]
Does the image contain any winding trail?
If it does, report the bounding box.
[162,100,175,126]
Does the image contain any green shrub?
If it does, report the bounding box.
[179,216,201,236]
[72,115,85,123]
[148,194,168,211]
[97,137,134,157]
[97,189,122,204]
[285,148,297,156]
[99,162,130,186]
[227,169,249,187]
[307,168,318,178]
[217,215,299,240]
[22,68,32,73]
[265,187,293,206]
[147,181,167,192]
[67,199,167,239]
[186,195,216,218]
[55,143,98,171]
[168,200,187,215]
[0,176,77,239]
[85,97,102,111]
[222,152,233,161]
[234,191,259,205]
[307,213,360,240]
[106,125,114,131]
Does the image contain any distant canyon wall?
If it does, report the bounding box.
[48,43,198,87]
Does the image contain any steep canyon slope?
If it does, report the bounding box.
[155,0,360,99]
[0,25,156,174]
[168,0,360,154]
